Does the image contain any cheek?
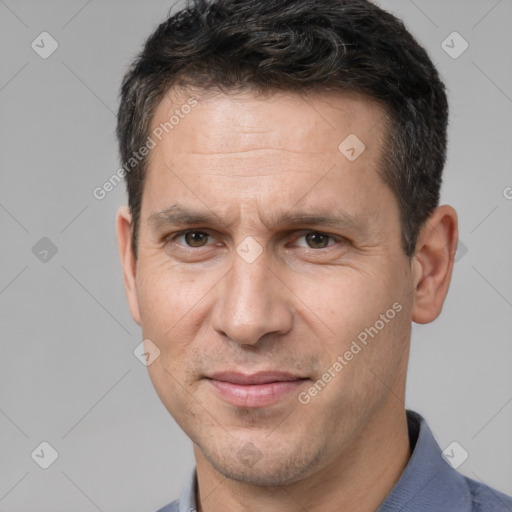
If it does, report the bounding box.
[309,268,409,373]
[307,270,388,332]
[135,263,192,364]
[136,259,203,328]
[146,357,203,434]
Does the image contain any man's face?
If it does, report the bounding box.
[125,89,417,485]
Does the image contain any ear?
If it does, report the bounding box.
[411,205,458,324]
[116,206,141,325]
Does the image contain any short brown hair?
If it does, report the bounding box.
[116,0,448,259]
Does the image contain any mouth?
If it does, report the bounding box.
[205,371,309,408]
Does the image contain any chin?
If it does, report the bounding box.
[201,438,324,486]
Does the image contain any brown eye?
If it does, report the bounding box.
[304,232,333,249]
[182,231,210,247]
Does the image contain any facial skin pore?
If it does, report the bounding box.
[117,88,458,512]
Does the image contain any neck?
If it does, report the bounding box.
[194,401,411,512]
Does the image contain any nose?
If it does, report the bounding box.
[211,247,294,346]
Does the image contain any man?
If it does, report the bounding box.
[115,0,512,510]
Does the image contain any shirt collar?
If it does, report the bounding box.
[177,464,197,512]
[377,410,472,511]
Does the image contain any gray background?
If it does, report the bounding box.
[0,0,511,510]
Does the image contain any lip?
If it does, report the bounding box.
[205,371,309,408]
[207,371,304,385]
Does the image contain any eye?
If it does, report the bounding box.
[172,230,214,248]
[166,230,342,251]
[292,231,339,249]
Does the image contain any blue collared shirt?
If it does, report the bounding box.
[156,410,512,511]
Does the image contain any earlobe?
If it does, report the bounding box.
[116,206,142,325]
[411,205,458,324]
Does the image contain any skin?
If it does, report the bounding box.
[117,87,458,512]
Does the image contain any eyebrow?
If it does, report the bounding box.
[148,204,366,234]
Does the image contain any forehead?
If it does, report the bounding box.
[148,86,388,161]
[142,86,396,230]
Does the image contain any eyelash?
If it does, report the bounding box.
[165,230,343,250]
